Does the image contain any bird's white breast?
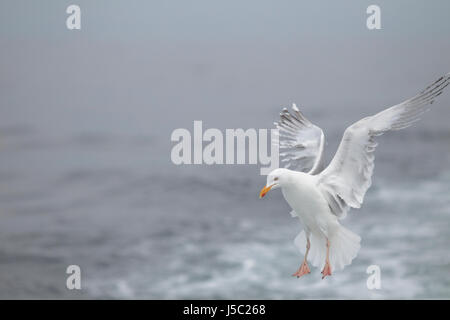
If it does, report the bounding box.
[281,172,335,233]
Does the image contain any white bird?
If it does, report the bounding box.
[259,73,450,279]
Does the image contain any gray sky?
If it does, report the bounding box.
[1,1,450,40]
[1,1,449,139]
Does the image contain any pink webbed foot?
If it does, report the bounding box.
[321,261,332,279]
[292,261,311,278]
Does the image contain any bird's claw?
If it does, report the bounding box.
[321,262,332,279]
[292,261,310,278]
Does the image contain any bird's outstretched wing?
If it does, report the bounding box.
[317,73,450,219]
[273,104,325,174]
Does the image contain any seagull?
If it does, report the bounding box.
[259,73,450,279]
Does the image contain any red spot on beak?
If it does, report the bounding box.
[259,184,274,198]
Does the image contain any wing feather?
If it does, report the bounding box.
[274,104,325,174]
[318,72,450,218]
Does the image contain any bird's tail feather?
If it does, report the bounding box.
[294,225,361,272]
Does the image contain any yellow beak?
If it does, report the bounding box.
[259,184,274,198]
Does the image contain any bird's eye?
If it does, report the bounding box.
[274,177,278,181]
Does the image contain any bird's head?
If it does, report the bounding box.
[259,168,291,198]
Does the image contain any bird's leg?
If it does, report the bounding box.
[292,238,311,278]
[321,239,332,279]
